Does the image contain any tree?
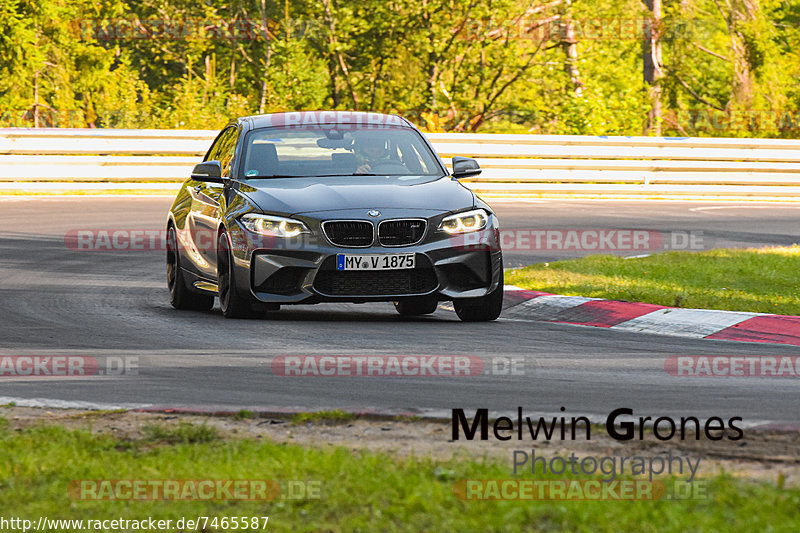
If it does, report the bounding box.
[643,0,664,134]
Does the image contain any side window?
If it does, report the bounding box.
[218,128,238,177]
[205,130,225,162]
[205,126,238,177]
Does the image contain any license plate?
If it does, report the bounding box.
[336,253,415,271]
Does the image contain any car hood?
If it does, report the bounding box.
[238,175,475,215]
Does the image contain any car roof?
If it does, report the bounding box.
[239,111,416,130]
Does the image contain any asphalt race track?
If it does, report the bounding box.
[2,197,800,425]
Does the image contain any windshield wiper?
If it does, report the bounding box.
[318,173,414,176]
[247,173,380,178]
[246,174,314,179]
[301,173,363,177]
[309,173,403,177]
[247,173,431,178]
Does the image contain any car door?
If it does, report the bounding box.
[187,125,238,279]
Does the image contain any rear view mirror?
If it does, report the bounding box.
[317,137,353,150]
[191,160,224,183]
[452,156,482,178]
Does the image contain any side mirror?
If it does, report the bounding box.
[191,160,224,183]
[452,156,482,179]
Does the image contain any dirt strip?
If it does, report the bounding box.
[2,406,798,487]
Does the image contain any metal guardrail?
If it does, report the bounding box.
[2,128,800,197]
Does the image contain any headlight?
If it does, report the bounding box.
[240,214,310,238]
[438,209,489,234]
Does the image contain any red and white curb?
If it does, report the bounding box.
[502,286,800,346]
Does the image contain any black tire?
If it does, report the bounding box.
[394,297,438,316]
[453,270,504,322]
[167,225,214,311]
[217,231,261,319]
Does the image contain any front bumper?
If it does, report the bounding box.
[235,225,502,304]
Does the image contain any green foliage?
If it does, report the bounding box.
[291,410,357,425]
[233,409,256,420]
[141,421,221,444]
[260,38,329,111]
[0,0,797,135]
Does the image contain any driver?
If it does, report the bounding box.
[353,134,393,174]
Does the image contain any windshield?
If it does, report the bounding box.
[239,125,444,179]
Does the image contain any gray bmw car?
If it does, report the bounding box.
[166,111,503,321]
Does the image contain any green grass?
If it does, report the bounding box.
[506,246,800,315]
[141,422,221,444]
[1,418,799,531]
[291,409,358,425]
[233,409,257,421]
